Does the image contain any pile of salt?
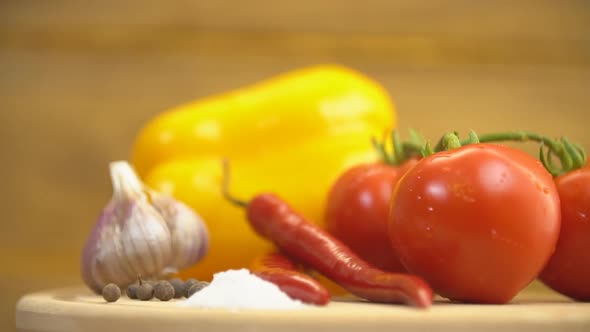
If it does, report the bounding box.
[178,269,308,310]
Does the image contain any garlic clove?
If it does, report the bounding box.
[151,193,210,271]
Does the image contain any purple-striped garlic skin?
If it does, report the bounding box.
[81,196,173,293]
[151,194,210,272]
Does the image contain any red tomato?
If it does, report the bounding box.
[539,167,590,301]
[389,144,561,303]
[325,159,417,271]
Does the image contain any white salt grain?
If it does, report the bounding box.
[178,269,308,310]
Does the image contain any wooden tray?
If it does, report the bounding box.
[16,286,590,332]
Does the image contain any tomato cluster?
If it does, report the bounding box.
[325,131,589,303]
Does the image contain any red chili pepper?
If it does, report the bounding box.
[250,251,331,305]
[222,161,433,308]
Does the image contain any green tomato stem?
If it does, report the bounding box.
[377,130,424,166]
[392,131,405,165]
[420,142,434,158]
[442,132,462,150]
[371,136,393,164]
[538,143,557,176]
[467,130,480,144]
[434,130,586,177]
[461,131,560,151]
[385,129,586,177]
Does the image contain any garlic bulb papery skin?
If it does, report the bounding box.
[151,193,210,272]
[81,161,173,293]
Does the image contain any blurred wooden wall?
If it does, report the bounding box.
[1,1,589,330]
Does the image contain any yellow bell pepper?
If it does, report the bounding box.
[131,65,396,281]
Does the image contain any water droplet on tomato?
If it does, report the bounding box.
[417,195,422,200]
[427,206,434,212]
[577,210,588,219]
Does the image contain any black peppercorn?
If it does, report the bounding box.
[183,278,199,298]
[102,283,121,303]
[169,278,185,298]
[154,281,175,301]
[136,280,154,301]
[126,283,138,299]
[186,281,209,298]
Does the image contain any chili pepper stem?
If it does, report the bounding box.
[221,159,249,208]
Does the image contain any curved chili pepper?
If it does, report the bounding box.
[250,251,331,305]
[222,161,433,308]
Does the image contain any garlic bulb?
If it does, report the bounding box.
[81,161,209,293]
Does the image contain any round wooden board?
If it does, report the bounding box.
[16,286,590,332]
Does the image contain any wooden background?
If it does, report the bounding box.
[1,1,589,330]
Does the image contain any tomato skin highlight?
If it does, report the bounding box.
[540,167,590,301]
[325,160,418,272]
[389,144,561,303]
